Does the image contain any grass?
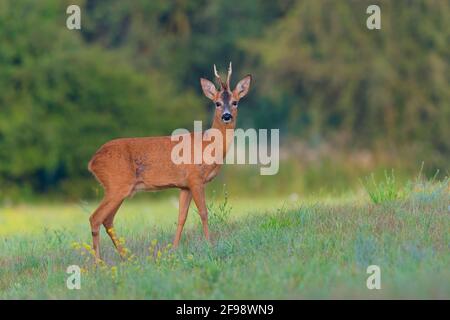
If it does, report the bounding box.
[362,170,402,204]
[0,177,449,299]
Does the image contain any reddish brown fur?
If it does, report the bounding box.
[87,67,251,260]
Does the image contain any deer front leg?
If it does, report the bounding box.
[173,189,192,248]
[190,184,210,242]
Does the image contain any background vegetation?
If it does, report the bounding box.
[0,0,449,201]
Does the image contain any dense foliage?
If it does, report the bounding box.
[0,0,448,198]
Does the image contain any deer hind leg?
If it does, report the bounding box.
[190,184,210,242]
[89,191,128,262]
[173,189,192,248]
[103,199,127,258]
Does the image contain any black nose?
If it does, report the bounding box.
[221,113,232,122]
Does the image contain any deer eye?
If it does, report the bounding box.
[232,101,238,106]
[215,102,222,108]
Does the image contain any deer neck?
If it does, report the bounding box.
[211,116,235,159]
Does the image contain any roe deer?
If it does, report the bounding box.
[88,63,251,260]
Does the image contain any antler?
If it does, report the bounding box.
[226,62,232,89]
[213,63,232,89]
[213,64,225,88]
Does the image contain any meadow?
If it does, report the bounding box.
[0,174,449,299]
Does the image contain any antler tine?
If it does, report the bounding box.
[213,64,224,89]
[214,64,220,79]
[226,61,232,89]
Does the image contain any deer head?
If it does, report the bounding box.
[200,62,252,125]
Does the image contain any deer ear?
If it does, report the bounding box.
[234,75,252,99]
[200,78,217,100]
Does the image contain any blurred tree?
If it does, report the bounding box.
[0,0,448,199]
[242,0,450,153]
[0,0,203,198]
[81,0,290,88]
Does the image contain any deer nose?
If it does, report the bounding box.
[221,113,233,122]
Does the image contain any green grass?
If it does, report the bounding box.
[0,178,449,299]
[362,170,402,204]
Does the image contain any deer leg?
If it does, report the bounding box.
[103,199,126,258]
[190,184,210,242]
[89,193,125,262]
[173,189,192,248]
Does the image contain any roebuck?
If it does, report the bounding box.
[88,63,251,260]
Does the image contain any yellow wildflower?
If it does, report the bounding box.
[71,242,81,249]
[110,266,118,279]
